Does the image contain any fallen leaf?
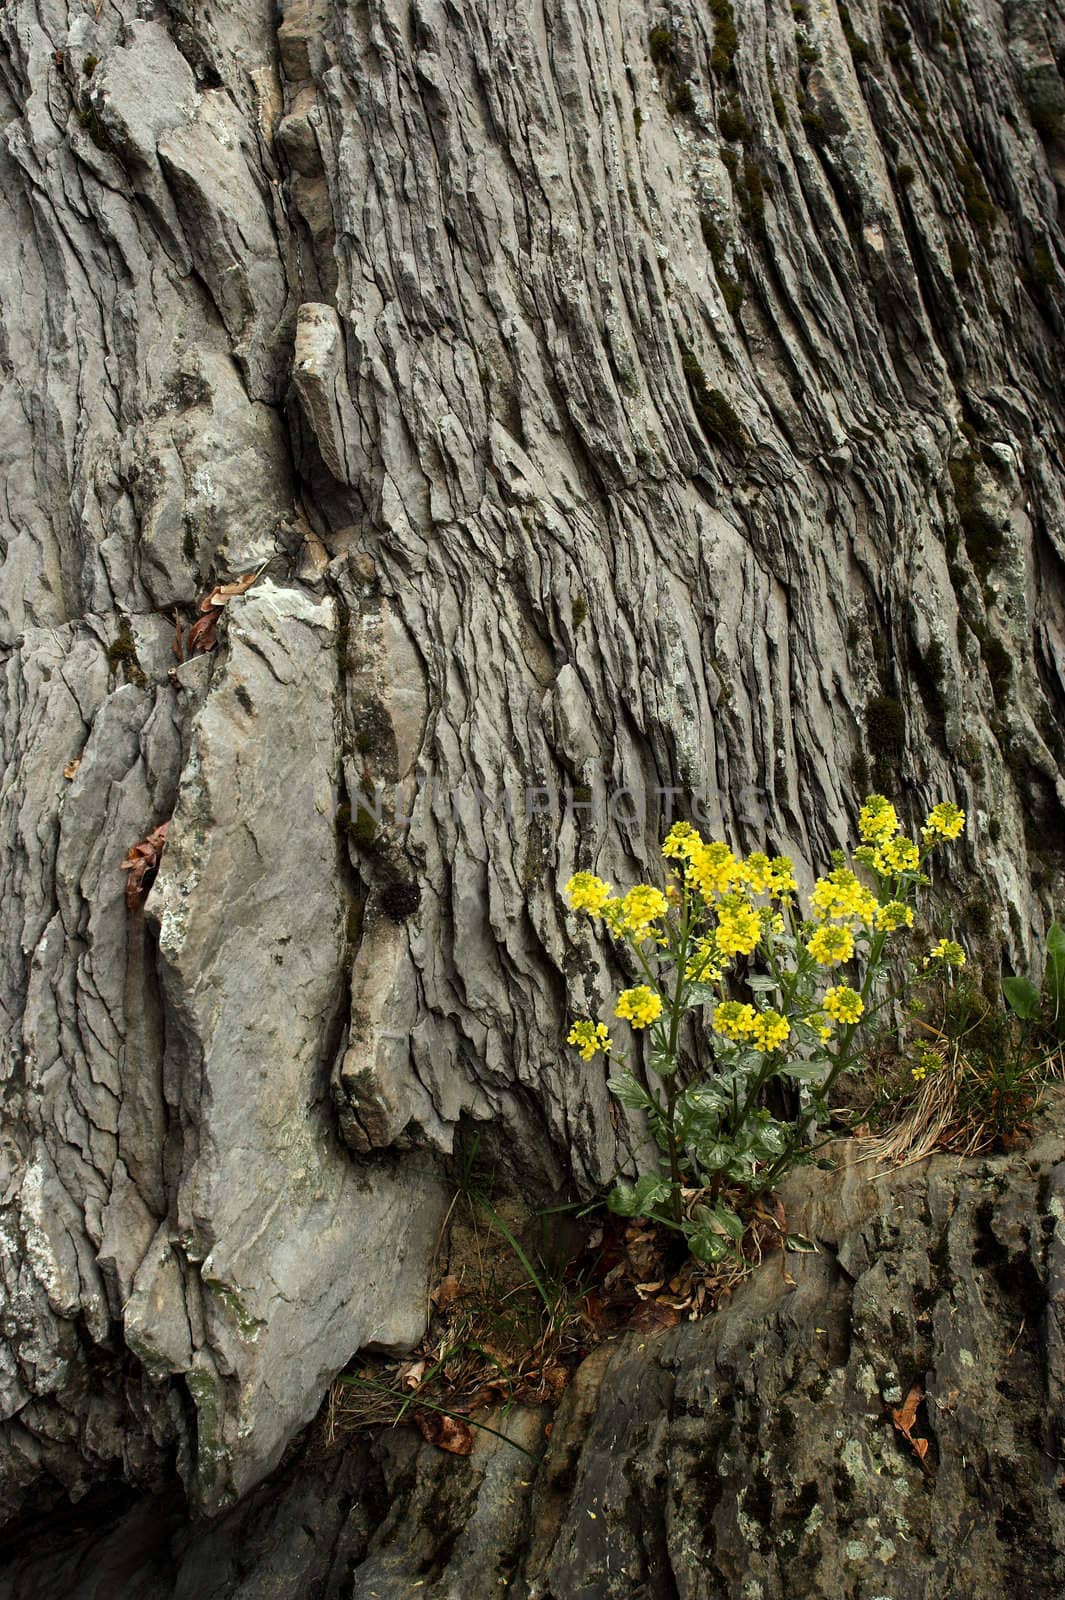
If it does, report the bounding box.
[431,1274,461,1310]
[634,1280,665,1299]
[400,1360,426,1390]
[120,821,171,910]
[414,1410,473,1456]
[628,1300,680,1333]
[891,1383,933,1472]
[187,611,219,656]
[63,759,80,780]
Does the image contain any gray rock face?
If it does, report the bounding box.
[0,0,1064,1533]
[3,1110,1065,1597]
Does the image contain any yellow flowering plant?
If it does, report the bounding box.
[563,795,966,1264]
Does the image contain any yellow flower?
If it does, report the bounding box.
[922,801,965,842]
[875,900,915,932]
[767,856,797,898]
[714,896,761,956]
[806,924,855,966]
[689,840,742,899]
[823,985,864,1025]
[663,821,702,860]
[565,872,612,915]
[872,837,920,875]
[858,794,899,844]
[615,986,664,1028]
[929,938,966,967]
[619,884,668,938]
[750,1009,790,1053]
[911,1063,928,1083]
[712,1000,757,1041]
[685,937,724,985]
[740,852,773,893]
[567,1020,611,1061]
[809,868,877,925]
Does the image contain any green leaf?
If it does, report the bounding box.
[609,1173,673,1218]
[685,982,719,1007]
[607,1072,653,1110]
[1045,923,1065,1035]
[747,973,780,993]
[784,1233,819,1254]
[1003,975,1041,1021]
[648,1049,678,1077]
[688,1230,733,1265]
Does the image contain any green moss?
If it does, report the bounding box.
[966,897,993,938]
[649,27,676,70]
[980,633,1012,705]
[709,0,738,78]
[948,453,1005,580]
[897,162,916,186]
[770,83,788,127]
[718,95,749,141]
[633,106,643,136]
[82,54,98,76]
[700,213,746,318]
[866,696,905,761]
[839,4,871,65]
[989,816,1002,844]
[800,104,829,145]
[670,80,695,116]
[851,749,871,793]
[680,348,747,450]
[798,41,821,64]
[910,637,947,728]
[948,238,971,284]
[571,595,588,628]
[107,624,148,689]
[739,160,767,231]
[351,805,379,850]
[953,147,996,242]
[883,7,914,71]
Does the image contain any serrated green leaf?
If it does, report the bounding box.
[606,1072,652,1110]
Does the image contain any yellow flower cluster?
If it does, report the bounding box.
[712,1000,757,1041]
[662,821,700,860]
[875,899,914,932]
[911,1062,928,1083]
[922,802,965,842]
[689,840,742,898]
[615,985,663,1028]
[929,938,966,967]
[567,1020,611,1060]
[858,794,899,844]
[750,1010,790,1053]
[872,836,920,875]
[712,1001,788,1052]
[714,895,762,957]
[810,868,877,925]
[807,923,855,966]
[564,872,612,915]
[685,937,724,985]
[823,985,864,1024]
[619,884,668,938]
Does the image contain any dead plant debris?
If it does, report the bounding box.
[174,566,265,661]
[326,1187,794,1455]
[120,820,170,910]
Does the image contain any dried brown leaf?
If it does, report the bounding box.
[120,821,171,910]
[414,1410,474,1456]
[431,1274,461,1310]
[63,759,80,780]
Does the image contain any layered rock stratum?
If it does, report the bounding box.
[0,0,1063,1577]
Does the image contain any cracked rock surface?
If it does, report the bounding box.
[0,0,1064,1545]
[4,1105,1065,1597]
